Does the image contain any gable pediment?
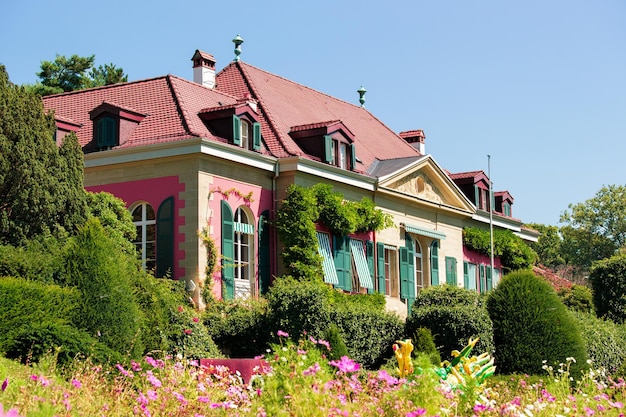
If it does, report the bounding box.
[377,155,475,214]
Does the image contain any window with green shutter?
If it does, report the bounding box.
[156,197,174,278]
[252,122,262,151]
[96,116,117,149]
[232,115,241,146]
[430,241,439,285]
[324,135,333,163]
[399,247,410,299]
[486,266,493,291]
[258,210,270,294]
[350,143,356,170]
[333,235,352,292]
[445,256,457,286]
[221,200,235,300]
[376,242,385,294]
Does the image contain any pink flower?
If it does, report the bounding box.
[115,364,132,377]
[184,329,193,335]
[131,360,142,371]
[0,404,24,417]
[146,371,162,388]
[147,390,158,400]
[303,362,321,376]
[276,330,289,338]
[178,306,184,313]
[71,379,82,389]
[329,356,360,373]
[1,378,8,392]
[198,396,210,403]
[193,317,199,323]
[406,409,427,417]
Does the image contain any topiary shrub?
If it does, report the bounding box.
[266,276,331,340]
[572,310,626,377]
[330,306,403,369]
[64,218,144,358]
[559,284,595,314]
[204,298,271,358]
[589,253,626,323]
[486,270,588,377]
[405,285,494,359]
[411,327,441,366]
[324,323,349,361]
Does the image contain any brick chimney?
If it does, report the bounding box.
[191,50,216,89]
[399,130,426,154]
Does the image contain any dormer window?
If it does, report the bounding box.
[95,115,118,150]
[324,135,355,170]
[232,115,261,151]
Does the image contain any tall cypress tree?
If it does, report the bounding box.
[0,65,87,246]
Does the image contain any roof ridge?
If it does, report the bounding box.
[234,62,299,157]
[42,75,171,99]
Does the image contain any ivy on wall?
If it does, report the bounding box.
[462,226,537,272]
[275,183,393,281]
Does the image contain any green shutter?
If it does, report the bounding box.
[96,116,116,147]
[221,200,234,300]
[408,250,415,299]
[156,197,174,278]
[258,210,271,294]
[474,185,480,207]
[324,135,333,163]
[399,247,409,299]
[333,235,352,291]
[430,241,439,286]
[366,240,375,294]
[486,266,493,291]
[479,264,486,292]
[445,257,457,286]
[463,261,469,289]
[252,122,262,151]
[232,115,241,146]
[350,143,356,170]
[376,242,385,294]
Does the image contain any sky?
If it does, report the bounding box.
[2,0,625,227]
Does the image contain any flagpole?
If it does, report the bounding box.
[488,155,495,286]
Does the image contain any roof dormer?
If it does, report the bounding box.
[53,115,82,146]
[199,100,262,151]
[289,120,357,170]
[495,191,514,217]
[89,102,147,152]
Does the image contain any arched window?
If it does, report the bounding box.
[234,207,251,281]
[132,202,156,271]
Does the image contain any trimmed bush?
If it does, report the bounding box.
[572,311,626,376]
[411,327,441,366]
[324,323,349,361]
[486,270,588,377]
[266,277,331,340]
[204,298,271,358]
[559,284,595,314]
[589,253,626,323]
[64,218,143,357]
[405,285,494,358]
[0,238,65,284]
[330,307,403,369]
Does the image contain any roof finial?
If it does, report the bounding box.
[357,85,367,108]
[233,34,244,62]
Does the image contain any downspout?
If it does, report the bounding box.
[272,160,280,282]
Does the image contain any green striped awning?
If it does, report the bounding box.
[234,222,254,235]
[401,223,446,240]
[350,239,374,289]
[316,232,339,285]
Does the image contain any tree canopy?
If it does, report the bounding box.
[0,65,88,245]
[24,54,128,96]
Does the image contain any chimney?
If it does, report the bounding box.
[399,130,426,154]
[191,50,216,89]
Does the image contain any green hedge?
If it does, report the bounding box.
[406,285,494,358]
[590,253,626,323]
[572,311,626,377]
[487,270,588,377]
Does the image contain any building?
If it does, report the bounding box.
[43,37,537,316]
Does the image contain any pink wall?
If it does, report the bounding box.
[207,178,274,299]
[463,246,502,269]
[86,176,186,279]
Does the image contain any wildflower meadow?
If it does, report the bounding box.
[1,331,625,417]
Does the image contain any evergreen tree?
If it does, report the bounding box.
[0,65,88,245]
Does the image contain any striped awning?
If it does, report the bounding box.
[349,239,374,289]
[401,223,446,240]
[234,222,254,235]
[316,232,339,285]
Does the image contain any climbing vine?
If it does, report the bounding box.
[275,183,393,281]
[462,227,537,272]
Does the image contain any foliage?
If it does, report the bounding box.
[572,311,626,377]
[410,327,441,366]
[486,270,588,377]
[406,285,495,357]
[589,252,626,323]
[0,277,80,354]
[330,306,404,369]
[463,227,537,271]
[0,237,66,284]
[266,276,330,340]
[0,66,88,246]
[526,223,565,267]
[274,185,322,280]
[25,54,128,95]
[64,218,143,357]
[203,298,271,358]
[325,288,386,312]
[558,284,595,314]
[323,323,349,361]
[560,185,626,267]
[314,183,358,236]
[85,191,137,256]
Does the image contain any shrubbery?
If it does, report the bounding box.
[589,253,626,323]
[486,270,588,376]
[559,284,595,314]
[405,285,494,359]
[572,310,626,376]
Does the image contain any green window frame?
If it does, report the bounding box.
[430,241,439,285]
[96,116,117,148]
[376,242,385,294]
[156,197,174,278]
[232,115,242,146]
[333,235,352,291]
[445,256,457,286]
[324,135,333,163]
[252,122,262,151]
[221,200,235,300]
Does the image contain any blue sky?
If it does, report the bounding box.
[2,0,625,226]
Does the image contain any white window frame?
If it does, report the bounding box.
[131,202,156,270]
